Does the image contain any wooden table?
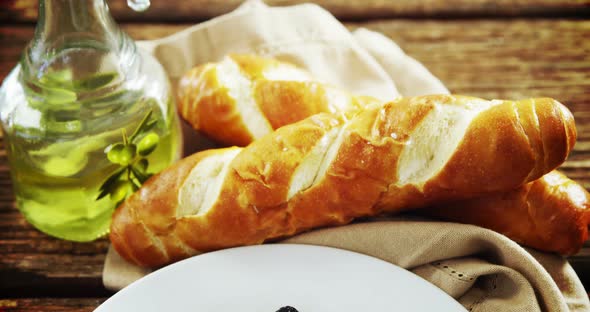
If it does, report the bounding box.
[1,1,590,310]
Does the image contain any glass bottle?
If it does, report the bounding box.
[0,0,181,242]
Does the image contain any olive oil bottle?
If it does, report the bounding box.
[0,0,181,241]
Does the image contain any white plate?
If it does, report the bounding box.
[96,244,466,311]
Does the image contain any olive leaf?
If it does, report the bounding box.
[130,164,152,184]
[128,171,144,190]
[110,180,135,203]
[96,167,126,200]
[131,176,143,190]
[136,158,148,172]
[129,109,154,142]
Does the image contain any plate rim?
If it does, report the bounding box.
[97,243,465,311]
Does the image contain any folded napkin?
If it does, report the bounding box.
[103,1,589,311]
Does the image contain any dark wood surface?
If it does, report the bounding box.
[1,1,590,311]
[2,0,590,22]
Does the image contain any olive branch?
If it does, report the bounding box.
[96,110,160,204]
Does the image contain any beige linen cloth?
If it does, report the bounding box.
[103,1,590,311]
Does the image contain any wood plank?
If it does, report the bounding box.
[0,210,110,297]
[1,0,590,24]
[1,19,590,297]
[0,298,105,312]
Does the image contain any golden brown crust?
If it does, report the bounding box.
[229,54,283,80]
[110,95,578,267]
[172,56,585,266]
[110,148,235,267]
[177,65,255,146]
[254,80,330,129]
[176,54,369,146]
[422,97,573,196]
[424,99,540,196]
[287,129,395,231]
[377,97,578,210]
[419,171,590,255]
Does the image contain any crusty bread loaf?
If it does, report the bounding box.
[177,54,379,146]
[110,95,576,267]
[419,170,590,255]
[177,54,589,256]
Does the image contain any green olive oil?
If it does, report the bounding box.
[0,0,182,242]
[1,67,181,242]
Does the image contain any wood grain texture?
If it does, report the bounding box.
[0,18,589,304]
[0,298,105,311]
[1,0,590,23]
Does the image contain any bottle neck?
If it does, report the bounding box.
[36,0,119,40]
[23,0,136,80]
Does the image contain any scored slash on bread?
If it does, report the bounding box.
[110,94,577,267]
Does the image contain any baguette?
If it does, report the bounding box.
[419,170,590,255]
[110,95,576,267]
[177,54,379,146]
[178,54,589,255]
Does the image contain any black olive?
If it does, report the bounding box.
[276,306,299,312]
